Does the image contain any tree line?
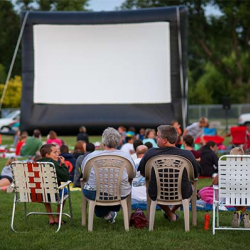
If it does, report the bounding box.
[0,0,249,108]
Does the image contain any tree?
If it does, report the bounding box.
[0,76,22,108]
[16,0,89,11]
[121,0,250,104]
[0,1,20,78]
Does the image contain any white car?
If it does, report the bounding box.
[0,110,20,131]
[238,113,250,126]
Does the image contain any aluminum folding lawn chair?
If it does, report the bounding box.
[10,161,73,233]
[213,155,250,234]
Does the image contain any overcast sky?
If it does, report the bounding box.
[88,0,125,11]
[89,0,222,16]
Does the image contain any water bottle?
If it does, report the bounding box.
[204,213,210,230]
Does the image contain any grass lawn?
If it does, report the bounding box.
[1,136,250,250]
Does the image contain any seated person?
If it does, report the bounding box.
[130,139,143,159]
[15,132,28,156]
[46,130,62,146]
[81,127,136,223]
[76,126,89,143]
[120,135,134,155]
[171,120,182,148]
[36,144,69,225]
[200,141,218,177]
[72,140,87,160]
[20,129,43,156]
[139,125,200,221]
[73,143,95,187]
[60,144,76,182]
[143,128,158,148]
[183,135,201,160]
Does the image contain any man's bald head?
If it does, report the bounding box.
[136,145,148,158]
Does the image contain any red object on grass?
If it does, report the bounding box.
[204,213,210,230]
[195,135,224,144]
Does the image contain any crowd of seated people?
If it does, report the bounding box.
[2,120,250,229]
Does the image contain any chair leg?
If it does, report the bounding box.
[24,202,28,224]
[121,199,129,231]
[88,201,95,231]
[67,184,73,222]
[149,200,157,231]
[55,201,64,233]
[183,199,190,232]
[146,181,150,220]
[11,194,17,232]
[82,195,87,227]
[127,194,132,220]
[212,202,216,235]
[191,193,197,226]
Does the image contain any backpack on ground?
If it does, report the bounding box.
[130,208,148,229]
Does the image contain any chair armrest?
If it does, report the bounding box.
[58,181,71,189]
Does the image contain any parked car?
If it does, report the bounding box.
[238,113,250,126]
[0,110,20,131]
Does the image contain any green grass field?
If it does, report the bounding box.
[1,135,250,250]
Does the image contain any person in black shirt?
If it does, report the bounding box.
[138,125,200,222]
[76,126,89,143]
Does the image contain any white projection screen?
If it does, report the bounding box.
[21,7,188,134]
[33,23,171,104]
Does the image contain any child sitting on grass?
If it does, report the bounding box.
[212,147,250,228]
[36,144,69,225]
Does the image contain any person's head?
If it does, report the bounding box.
[74,140,86,152]
[102,127,121,149]
[183,135,194,147]
[40,144,59,161]
[144,141,153,149]
[136,145,148,158]
[79,126,87,133]
[86,143,95,152]
[49,130,57,139]
[171,120,180,128]
[60,144,69,154]
[19,132,28,142]
[125,136,134,143]
[204,141,217,151]
[139,128,145,135]
[21,131,28,137]
[33,129,41,138]
[230,147,244,155]
[118,126,126,134]
[157,125,178,147]
[6,157,17,166]
[133,139,143,151]
[145,129,156,139]
[198,117,208,128]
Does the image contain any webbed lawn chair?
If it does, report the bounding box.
[10,161,72,233]
[213,155,250,234]
[81,155,135,231]
[145,155,198,231]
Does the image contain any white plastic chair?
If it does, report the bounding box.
[10,161,72,233]
[213,155,250,234]
[81,155,135,231]
[145,155,198,231]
